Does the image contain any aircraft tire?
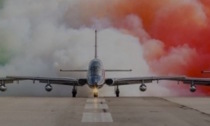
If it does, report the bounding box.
[115,90,120,97]
[72,92,77,97]
[93,92,98,97]
[72,88,77,98]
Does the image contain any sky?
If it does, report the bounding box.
[0,0,210,96]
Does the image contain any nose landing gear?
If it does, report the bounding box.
[93,92,98,97]
[93,88,98,97]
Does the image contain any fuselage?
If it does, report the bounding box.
[87,59,105,89]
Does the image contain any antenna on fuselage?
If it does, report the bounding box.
[95,30,98,59]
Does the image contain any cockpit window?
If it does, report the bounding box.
[91,61,101,67]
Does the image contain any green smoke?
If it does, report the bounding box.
[0,0,4,9]
[0,0,14,66]
[0,0,7,66]
[0,31,13,66]
[0,40,12,66]
[0,47,11,66]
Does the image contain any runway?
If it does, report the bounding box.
[0,97,210,126]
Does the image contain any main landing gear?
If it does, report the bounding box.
[115,85,120,97]
[72,86,77,98]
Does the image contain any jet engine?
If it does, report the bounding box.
[105,79,114,85]
[45,84,53,92]
[190,85,196,92]
[78,79,87,86]
[139,84,147,92]
[0,84,7,92]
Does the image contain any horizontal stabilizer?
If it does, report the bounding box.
[60,69,88,72]
[105,69,132,72]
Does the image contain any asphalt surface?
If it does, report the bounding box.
[0,97,210,126]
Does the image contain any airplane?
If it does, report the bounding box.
[1,30,210,97]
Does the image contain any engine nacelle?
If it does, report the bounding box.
[45,84,53,92]
[78,79,87,86]
[105,79,114,85]
[139,84,147,92]
[0,84,7,92]
[190,85,196,92]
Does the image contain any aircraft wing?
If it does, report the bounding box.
[106,76,210,86]
[106,76,185,86]
[180,77,210,86]
[0,78,14,84]
[6,76,80,86]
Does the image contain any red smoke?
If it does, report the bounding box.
[112,0,210,94]
[78,0,210,94]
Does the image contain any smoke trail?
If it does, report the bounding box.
[110,0,210,94]
[0,0,3,9]
[0,0,152,97]
[0,0,208,96]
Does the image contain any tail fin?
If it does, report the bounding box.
[95,30,98,59]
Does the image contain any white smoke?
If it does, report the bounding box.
[0,0,185,97]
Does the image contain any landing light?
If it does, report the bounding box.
[93,88,98,94]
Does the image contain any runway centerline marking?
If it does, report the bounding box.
[86,99,106,103]
[82,113,113,122]
[82,98,113,123]
[84,103,109,109]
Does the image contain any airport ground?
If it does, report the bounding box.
[0,97,210,126]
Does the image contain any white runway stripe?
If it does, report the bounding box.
[82,113,113,122]
[82,98,113,123]
[86,99,106,103]
[85,104,108,109]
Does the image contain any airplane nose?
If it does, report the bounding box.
[88,76,101,87]
[91,77,98,84]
